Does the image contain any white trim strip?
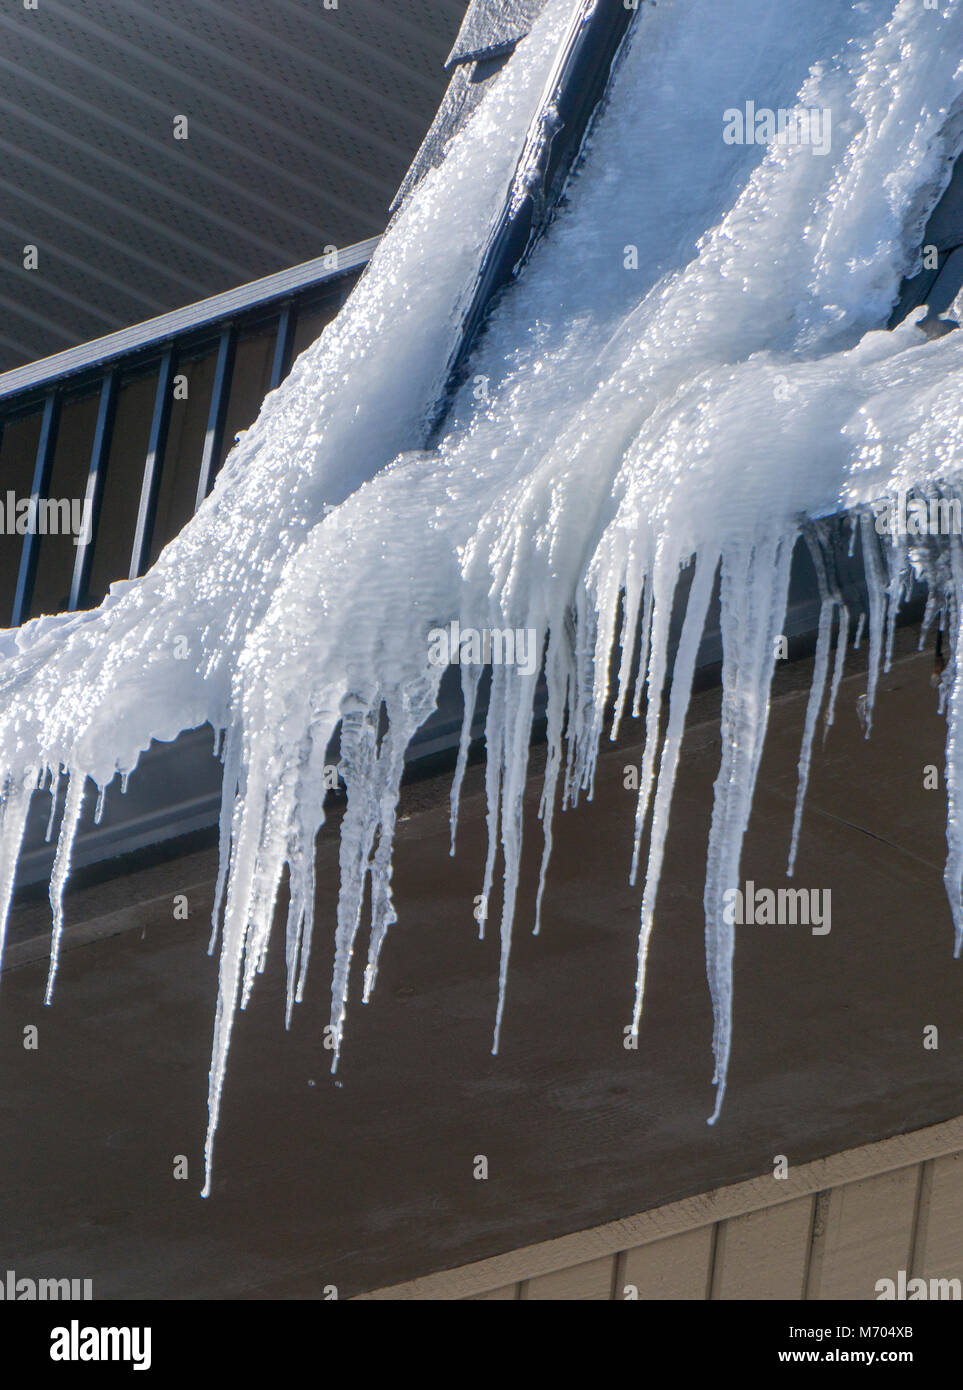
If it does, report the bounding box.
[0,237,380,402]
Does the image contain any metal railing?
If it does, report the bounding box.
[0,237,377,627]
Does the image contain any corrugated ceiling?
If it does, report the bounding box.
[0,0,467,372]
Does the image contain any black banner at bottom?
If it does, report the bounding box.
[0,1297,956,1375]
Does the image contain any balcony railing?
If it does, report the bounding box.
[0,238,377,628]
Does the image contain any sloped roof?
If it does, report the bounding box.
[0,0,466,373]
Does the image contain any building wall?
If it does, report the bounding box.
[358,1115,963,1300]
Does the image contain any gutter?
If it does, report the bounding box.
[428,0,639,436]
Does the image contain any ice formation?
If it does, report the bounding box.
[1,0,963,1190]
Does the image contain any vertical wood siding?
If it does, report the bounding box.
[360,1116,963,1300]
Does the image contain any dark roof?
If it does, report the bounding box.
[446,0,545,64]
[889,153,963,329]
[0,0,467,373]
[392,0,549,213]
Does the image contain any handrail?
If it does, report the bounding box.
[0,238,377,622]
[0,236,380,404]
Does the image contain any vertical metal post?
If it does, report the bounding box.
[129,348,174,579]
[11,390,61,626]
[68,370,118,611]
[194,325,236,511]
[269,302,297,390]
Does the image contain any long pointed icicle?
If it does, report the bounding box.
[44,774,86,1006]
[704,531,796,1123]
[787,528,837,877]
[631,548,719,1036]
[942,535,963,958]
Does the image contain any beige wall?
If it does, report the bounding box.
[358,1115,963,1300]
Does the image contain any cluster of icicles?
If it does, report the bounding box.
[1,0,963,1192]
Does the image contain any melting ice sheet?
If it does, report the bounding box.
[1,0,963,1190]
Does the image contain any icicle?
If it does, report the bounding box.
[283,888,305,1031]
[489,653,540,1054]
[629,543,678,885]
[365,678,438,1000]
[0,772,39,980]
[631,583,654,724]
[449,664,481,857]
[478,671,505,945]
[787,529,836,877]
[583,548,625,796]
[45,774,86,1006]
[534,615,574,936]
[631,547,718,1036]
[209,722,242,955]
[942,534,963,958]
[860,513,887,737]
[853,611,866,652]
[822,527,850,740]
[563,587,599,806]
[44,767,60,843]
[610,560,643,742]
[327,688,384,1064]
[202,749,274,1196]
[703,530,796,1123]
[883,534,908,674]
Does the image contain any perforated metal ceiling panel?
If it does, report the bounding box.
[0,0,467,371]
